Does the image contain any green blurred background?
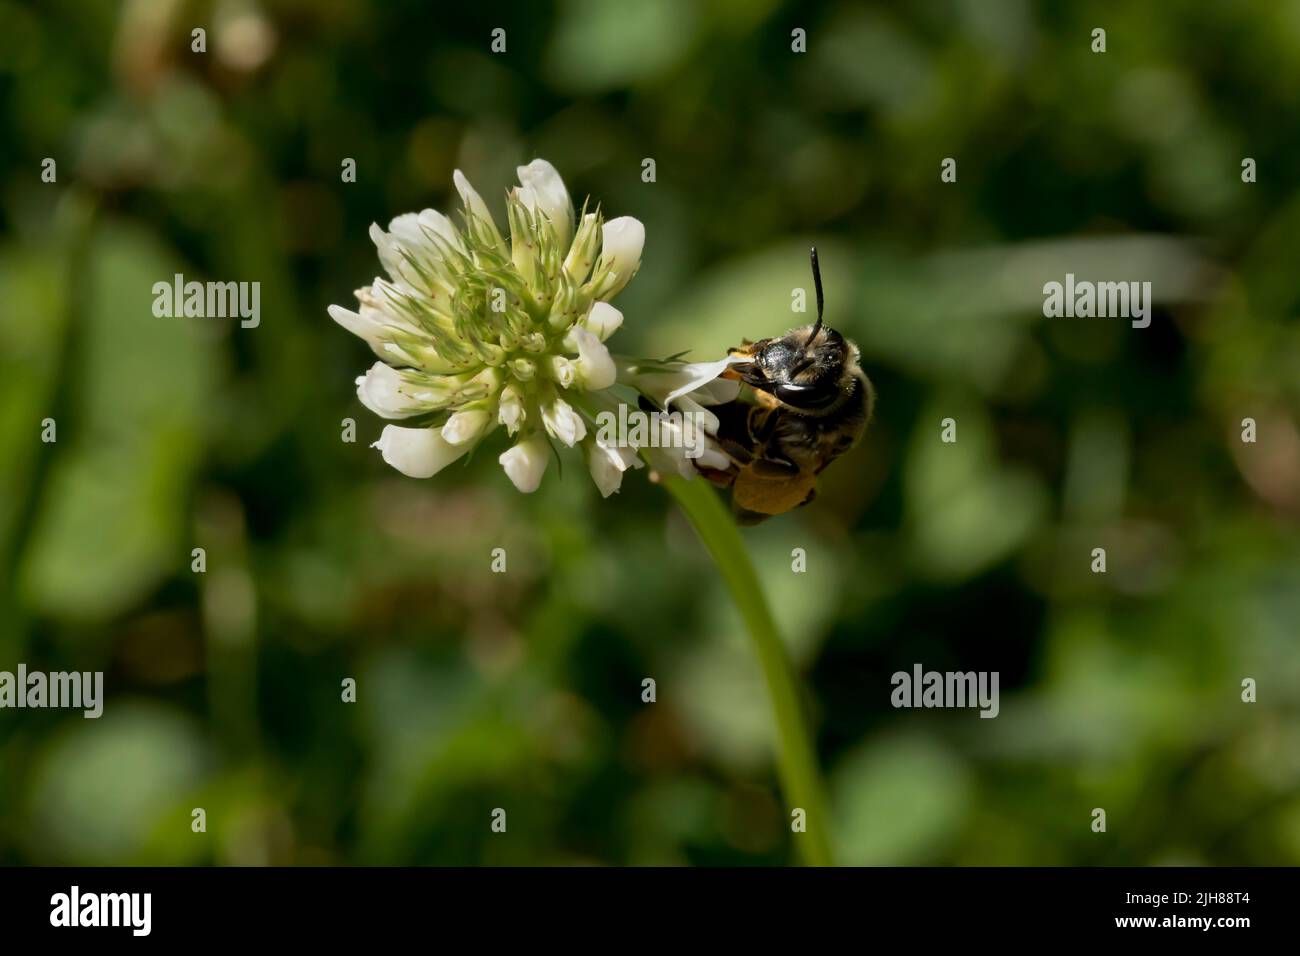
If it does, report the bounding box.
[2,0,1299,866]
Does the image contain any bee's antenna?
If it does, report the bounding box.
[804,246,824,348]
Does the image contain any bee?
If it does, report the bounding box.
[697,247,874,524]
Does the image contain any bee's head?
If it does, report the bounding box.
[724,248,859,414]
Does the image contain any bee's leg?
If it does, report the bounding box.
[748,456,800,478]
[715,436,754,464]
[694,465,735,488]
[750,404,782,441]
[747,409,802,475]
[797,487,818,508]
[745,406,774,451]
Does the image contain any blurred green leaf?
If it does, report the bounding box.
[904,393,1048,580]
[26,702,208,864]
[19,222,218,620]
[547,0,701,92]
[832,733,971,865]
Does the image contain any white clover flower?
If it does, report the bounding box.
[373,424,471,479]
[587,436,641,498]
[498,431,550,493]
[331,160,735,496]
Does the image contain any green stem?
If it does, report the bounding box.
[663,475,834,867]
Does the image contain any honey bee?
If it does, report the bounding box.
[697,247,874,524]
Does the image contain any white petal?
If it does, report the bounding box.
[368,215,456,296]
[541,397,587,447]
[370,222,418,293]
[581,301,624,342]
[660,417,701,465]
[329,304,386,348]
[498,433,550,493]
[442,408,491,444]
[547,356,576,388]
[356,362,439,419]
[368,221,397,262]
[594,432,642,471]
[662,356,745,405]
[417,208,464,252]
[701,446,731,469]
[338,289,457,371]
[563,327,616,390]
[689,376,743,406]
[674,394,720,436]
[386,212,424,247]
[597,217,645,296]
[516,159,573,247]
[601,216,645,266]
[498,385,525,435]
[372,424,470,479]
[453,169,496,230]
[649,428,730,478]
[643,443,698,481]
[621,355,745,410]
[586,441,625,497]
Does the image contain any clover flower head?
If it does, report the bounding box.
[331,159,735,496]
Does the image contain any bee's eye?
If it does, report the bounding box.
[773,379,840,410]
